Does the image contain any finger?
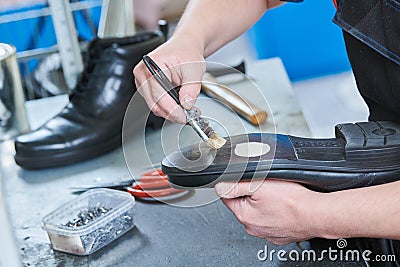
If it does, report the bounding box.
[179,83,201,110]
[176,61,205,110]
[215,181,255,199]
[139,86,186,124]
[191,106,201,116]
[265,237,296,246]
[135,76,165,120]
[220,197,245,221]
[153,92,186,123]
[135,76,153,105]
[134,63,156,107]
[138,68,187,123]
[144,61,188,123]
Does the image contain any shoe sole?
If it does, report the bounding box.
[14,135,121,169]
[163,121,400,192]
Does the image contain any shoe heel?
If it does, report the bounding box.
[335,121,400,169]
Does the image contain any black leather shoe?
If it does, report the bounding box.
[15,31,164,169]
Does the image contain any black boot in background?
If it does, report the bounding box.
[14,31,164,169]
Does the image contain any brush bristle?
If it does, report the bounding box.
[206,132,226,149]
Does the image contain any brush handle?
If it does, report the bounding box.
[142,55,181,105]
[201,73,268,126]
[166,85,181,105]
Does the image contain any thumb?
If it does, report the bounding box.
[178,61,205,110]
[179,83,201,110]
[215,182,254,199]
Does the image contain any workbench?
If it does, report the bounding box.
[1,58,318,266]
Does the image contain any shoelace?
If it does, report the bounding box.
[71,53,111,98]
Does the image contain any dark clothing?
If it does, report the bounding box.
[334,0,400,65]
[309,0,400,266]
[309,32,400,265]
[343,31,400,122]
[334,0,400,123]
[280,0,400,264]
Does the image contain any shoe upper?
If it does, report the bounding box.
[71,31,165,119]
[15,31,164,162]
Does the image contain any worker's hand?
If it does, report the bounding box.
[215,180,323,245]
[133,34,206,124]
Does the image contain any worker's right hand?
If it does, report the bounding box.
[133,34,206,124]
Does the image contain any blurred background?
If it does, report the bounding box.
[0,0,368,136]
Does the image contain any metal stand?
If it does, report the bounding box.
[48,0,83,90]
[47,0,136,90]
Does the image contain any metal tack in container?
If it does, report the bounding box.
[42,189,135,256]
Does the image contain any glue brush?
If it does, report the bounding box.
[142,55,226,149]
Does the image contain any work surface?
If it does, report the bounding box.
[1,58,319,266]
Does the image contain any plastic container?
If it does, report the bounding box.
[42,188,135,256]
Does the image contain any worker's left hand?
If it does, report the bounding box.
[215,180,323,245]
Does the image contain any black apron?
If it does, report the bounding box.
[323,1,400,266]
[281,0,400,265]
[335,0,400,123]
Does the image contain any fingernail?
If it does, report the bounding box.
[215,183,233,199]
[181,96,194,110]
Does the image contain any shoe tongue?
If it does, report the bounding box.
[87,38,114,57]
[87,36,138,57]
[71,38,115,97]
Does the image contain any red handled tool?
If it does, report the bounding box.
[127,170,185,198]
[71,169,186,199]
